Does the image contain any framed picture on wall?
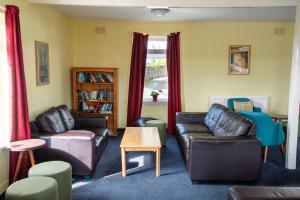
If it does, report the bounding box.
[35,41,49,85]
[228,45,251,75]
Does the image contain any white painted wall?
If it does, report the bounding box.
[0,150,9,195]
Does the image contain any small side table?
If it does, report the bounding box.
[7,139,46,183]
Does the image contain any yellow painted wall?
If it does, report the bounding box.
[0,0,73,193]
[72,20,294,127]
[0,0,73,120]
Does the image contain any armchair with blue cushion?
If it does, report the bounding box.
[227,98,262,112]
[238,111,285,163]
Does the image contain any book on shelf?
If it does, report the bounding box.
[77,72,114,83]
[78,102,113,114]
[77,90,113,101]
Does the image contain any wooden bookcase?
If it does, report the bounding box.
[71,67,118,136]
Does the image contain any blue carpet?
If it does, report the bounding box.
[72,135,300,200]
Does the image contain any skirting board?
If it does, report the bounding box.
[0,180,8,195]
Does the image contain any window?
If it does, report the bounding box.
[0,11,10,147]
[143,36,168,102]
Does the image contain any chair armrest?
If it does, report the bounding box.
[176,112,207,124]
[75,116,108,129]
[274,121,285,144]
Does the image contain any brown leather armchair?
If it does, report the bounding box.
[31,105,108,177]
[176,104,262,182]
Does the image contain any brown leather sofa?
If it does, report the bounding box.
[30,105,108,177]
[228,186,300,199]
[175,103,262,181]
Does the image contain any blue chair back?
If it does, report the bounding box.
[238,111,284,147]
[227,98,262,112]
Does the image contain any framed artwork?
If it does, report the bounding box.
[228,45,251,75]
[35,41,49,85]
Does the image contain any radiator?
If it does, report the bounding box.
[209,96,268,112]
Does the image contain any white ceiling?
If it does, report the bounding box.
[54,6,296,21]
[29,0,300,7]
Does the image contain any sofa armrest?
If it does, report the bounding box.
[176,112,207,124]
[74,116,108,129]
[35,131,96,176]
[228,186,300,200]
[188,134,261,181]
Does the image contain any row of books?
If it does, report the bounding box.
[77,90,113,101]
[78,102,113,113]
[77,72,114,83]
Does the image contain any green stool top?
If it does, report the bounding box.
[29,161,71,176]
[29,161,72,200]
[5,177,58,200]
[146,120,166,125]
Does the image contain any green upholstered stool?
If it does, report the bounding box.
[5,177,58,200]
[145,120,167,146]
[28,161,72,200]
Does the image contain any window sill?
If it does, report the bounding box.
[143,100,168,105]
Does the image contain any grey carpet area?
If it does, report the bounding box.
[72,134,300,200]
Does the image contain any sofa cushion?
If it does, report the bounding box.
[176,123,210,135]
[35,107,66,133]
[204,104,252,136]
[57,105,75,130]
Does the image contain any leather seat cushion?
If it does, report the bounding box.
[39,130,95,141]
[84,128,109,138]
[35,107,66,133]
[204,104,252,137]
[57,105,75,130]
[176,123,210,135]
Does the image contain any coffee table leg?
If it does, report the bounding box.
[13,152,25,183]
[29,150,36,166]
[156,148,160,177]
[121,148,126,177]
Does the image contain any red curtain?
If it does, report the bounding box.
[167,32,182,134]
[126,32,149,126]
[5,5,31,183]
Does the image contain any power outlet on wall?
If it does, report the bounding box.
[274,27,285,36]
[94,26,106,34]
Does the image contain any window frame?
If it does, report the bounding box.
[143,36,168,104]
[0,11,10,148]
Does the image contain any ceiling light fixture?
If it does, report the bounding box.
[150,8,170,16]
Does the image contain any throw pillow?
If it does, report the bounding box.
[233,101,254,112]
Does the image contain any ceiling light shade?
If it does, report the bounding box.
[151,8,170,16]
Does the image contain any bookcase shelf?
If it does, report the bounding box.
[72,67,118,136]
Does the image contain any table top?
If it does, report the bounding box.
[120,127,161,148]
[7,139,46,152]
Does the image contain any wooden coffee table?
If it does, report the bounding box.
[120,127,162,177]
